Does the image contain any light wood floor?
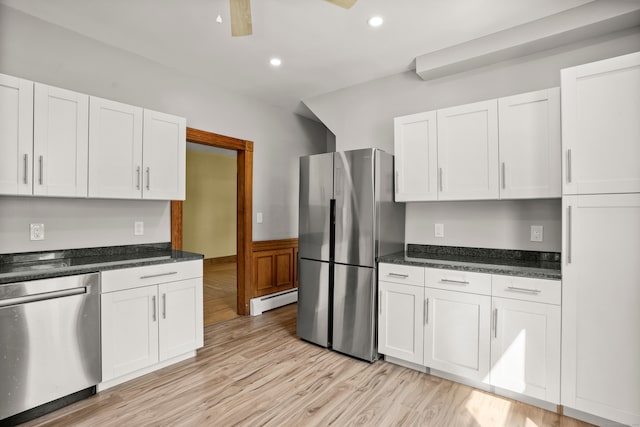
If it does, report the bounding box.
[203,261,239,326]
[23,304,593,427]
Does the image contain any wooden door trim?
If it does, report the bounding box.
[171,127,253,315]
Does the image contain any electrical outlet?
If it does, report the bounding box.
[134,221,144,236]
[257,212,263,224]
[30,223,45,241]
[530,225,543,242]
[434,223,444,238]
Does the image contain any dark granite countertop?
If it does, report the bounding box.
[378,244,561,280]
[0,243,204,285]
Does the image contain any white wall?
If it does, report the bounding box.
[0,197,169,254]
[304,28,640,251]
[406,200,561,252]
[0,5,327,253]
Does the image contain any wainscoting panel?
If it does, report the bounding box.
[252,238,298,298]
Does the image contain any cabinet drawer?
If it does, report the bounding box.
[425,268,491,296]
[379,263,424,286]
[492,275,561,305]
[102,260,203,293]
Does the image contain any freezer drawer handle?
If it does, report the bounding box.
[387,272,409,278]
[140,271,178,280]
[506,286,541,294]
[440,279,469,285]
[0,287,86,308]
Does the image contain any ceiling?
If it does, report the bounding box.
[2,0,597,117]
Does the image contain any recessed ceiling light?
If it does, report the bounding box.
[270,58,282,67]
[368,16,383,27]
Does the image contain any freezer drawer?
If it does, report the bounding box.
[296,259,330,348]
[332,264,377,361]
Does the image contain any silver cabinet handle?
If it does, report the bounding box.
[567,205,572,264]
[39,155,44,185]
[162,293,167,319]
[388,273,409,278]
[424,298,429,325]
[140,271,178,280]
[395,170,399,194]
[506,286,541,294]
[501,162,506,189]
[146,167,150,190]
[438,168,443,192]
[493,308,498,339]
[567,149,572,184]
[23,154,28,184]
[152,295,157,321]
[440,278,469,285]
[379,291,382,315]
[136,166,141,190]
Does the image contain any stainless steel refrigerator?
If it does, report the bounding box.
[297,148,404,361]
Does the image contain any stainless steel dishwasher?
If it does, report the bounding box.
[0,273,101,421]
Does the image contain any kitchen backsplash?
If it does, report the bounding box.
[405,199,561,252]
[0,196,170,254]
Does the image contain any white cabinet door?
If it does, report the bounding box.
[562,194,640,426]
[158,278,204,361]
[378,281,424,364]
[424,287,491,383]
[33,83,89,197]
[562,52,640,195]
[437,100,499,200]
[393,111,438,201]
[491,297,560,403]
[142,109,186,200]
[101,285,159,381]
[498,88,561,199]
[0,73,33,195]
[88,96,143,199]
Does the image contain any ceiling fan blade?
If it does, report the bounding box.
[324,0,358,9]
[230,0,252,37]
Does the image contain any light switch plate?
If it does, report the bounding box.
[257,212,263,224]
[134,221,144,236]
[434,223,444,238]
[30,223,45,241]
[530,225,543,242]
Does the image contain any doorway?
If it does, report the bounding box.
[171,127,253,316]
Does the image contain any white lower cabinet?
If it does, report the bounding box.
[378,281,424,364]
[491,297,560,402]
[378,263,562,407]
[102,285,159,380]
[424,287,491,383]
[100,260,204,387]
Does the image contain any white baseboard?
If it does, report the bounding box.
[250,288,298,316]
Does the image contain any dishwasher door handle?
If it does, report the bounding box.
[0,287,86,308]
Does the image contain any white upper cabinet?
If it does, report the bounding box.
[498,88,561,199]
[142,109,186,200]
[437,100,499,200]
[394,111,438,201]
[88,96,143,199]
[0,73,33,195]
[562,52,640,195]
[88,98,186,201]
[33,83,89,197]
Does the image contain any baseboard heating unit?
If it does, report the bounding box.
[250,288,298,316]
